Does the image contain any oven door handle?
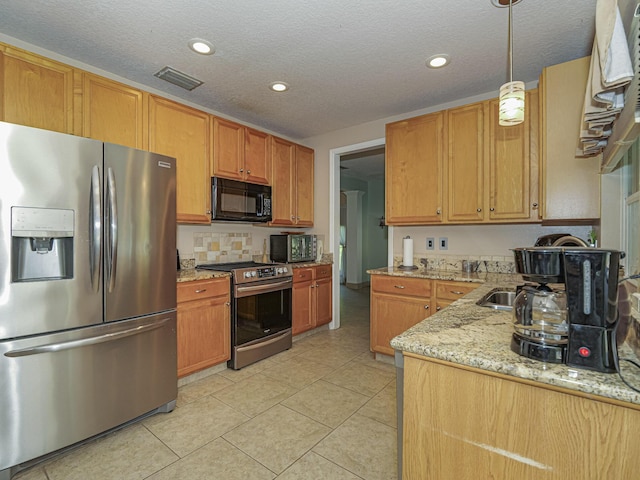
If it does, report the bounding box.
[235,278,292,297]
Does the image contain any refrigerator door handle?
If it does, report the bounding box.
[106,167,118,292]
[90,165,102,292]
[4,317,172,357]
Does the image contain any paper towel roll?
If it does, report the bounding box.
[402,236,413,267]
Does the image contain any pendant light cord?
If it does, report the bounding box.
[508,0,513,84]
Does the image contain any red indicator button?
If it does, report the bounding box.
[578,347,591,358]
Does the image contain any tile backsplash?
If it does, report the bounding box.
[192,232,254,264]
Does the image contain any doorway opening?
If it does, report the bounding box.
[329,139,387,330]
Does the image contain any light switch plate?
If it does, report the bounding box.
[426,238,435,250]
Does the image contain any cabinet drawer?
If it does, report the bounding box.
[177,278,229,303]
[293,267,314,283]
[372,275,431,297]
[434,281,477,301]
[315,265,332,280]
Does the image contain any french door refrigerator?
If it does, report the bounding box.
[0,122,177,480]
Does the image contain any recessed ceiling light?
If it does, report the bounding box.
[270,82,289,92]
[426,54,450,69]
[188,38,215,55]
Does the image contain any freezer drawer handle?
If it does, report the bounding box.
[4,318,171,358]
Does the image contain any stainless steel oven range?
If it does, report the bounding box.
[197,261,293,369]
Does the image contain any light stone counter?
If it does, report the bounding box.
[378,268,640,407]
[176,269,231,283]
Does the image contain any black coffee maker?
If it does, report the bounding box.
[563,249,622,373]
[513,247,624,373]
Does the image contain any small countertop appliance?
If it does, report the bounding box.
[512,247,623,373]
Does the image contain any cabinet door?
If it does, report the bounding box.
[486,97,531,221]
[314,268,332,327]
[370,293,430,356]
[212,116,244,181]
[270,136,296,226]
[295,144,314,226]
[386,112,444,224]
[149,96,211,224]
[177,295,230,378]
[446,103,485,222]
[540,56,600,221]
[82,73,147,149]
[244,127,271,185]
[292,268,314,335]
[0,46,75,134]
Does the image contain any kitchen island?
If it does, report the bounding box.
[379,268,640,480]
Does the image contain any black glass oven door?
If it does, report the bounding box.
[234,287,292,346]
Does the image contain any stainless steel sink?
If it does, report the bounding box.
[476,288,516,311]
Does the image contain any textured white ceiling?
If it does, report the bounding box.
[0,0,597,139]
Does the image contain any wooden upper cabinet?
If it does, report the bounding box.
[82,73,147,149]
[540,56,600,222]
[295,144,314,226]
[212,117,244,181]
[244,127,271,185]
[148,95,211,224]
[270,136,296,226]
[446,103,485,222]
[486,92,536,222]
[386,111,444,225]
[0,45,76,134]
[212,118,271,185]
[270,136,314,226]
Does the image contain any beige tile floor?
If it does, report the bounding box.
[14,286,398,480]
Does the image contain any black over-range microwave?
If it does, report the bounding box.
[211,177,272,222]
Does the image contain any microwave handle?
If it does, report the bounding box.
[256,193,264,217]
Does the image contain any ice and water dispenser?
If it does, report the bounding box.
[11,206,74,282]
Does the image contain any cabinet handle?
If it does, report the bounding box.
[394,285,405,289]
[450,290,464,295]
[424,305,429,310]
[194,289,207,294]
[477,208,482,212]
[490,207,495,212]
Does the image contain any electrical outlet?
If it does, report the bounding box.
[439,237,448,250]
[426,238,435,250]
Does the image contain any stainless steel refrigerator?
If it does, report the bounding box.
[0,122,177,480]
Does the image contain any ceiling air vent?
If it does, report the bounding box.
[154,66,203,91]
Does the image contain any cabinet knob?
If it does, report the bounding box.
[247,170,251,174]
[477,208,482,212]
[206,210,212,214]
[225,302,230,307]
[310,284,315,288]
[532,203,539,208]
[436,306,441,311]
[424,305,429,310]
[436,209,441,215]
[394,285,406,289]
[239,168,244,172]
[291,216,296,220]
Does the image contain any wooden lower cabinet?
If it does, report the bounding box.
[292,265,333,335]
[176,278,230,378]
[403,355,640,480]
[371,277,478,355]
[370,276,432,356]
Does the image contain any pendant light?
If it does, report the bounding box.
[498,0,525,126]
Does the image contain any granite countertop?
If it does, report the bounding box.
[368,265,521,284]
[289,260,333,268]
[176,269,231,283]
[383,270,640,407]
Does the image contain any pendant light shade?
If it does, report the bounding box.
[498,0,524,126]
[499,80,525,126]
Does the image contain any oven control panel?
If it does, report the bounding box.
[236,265,291,284]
